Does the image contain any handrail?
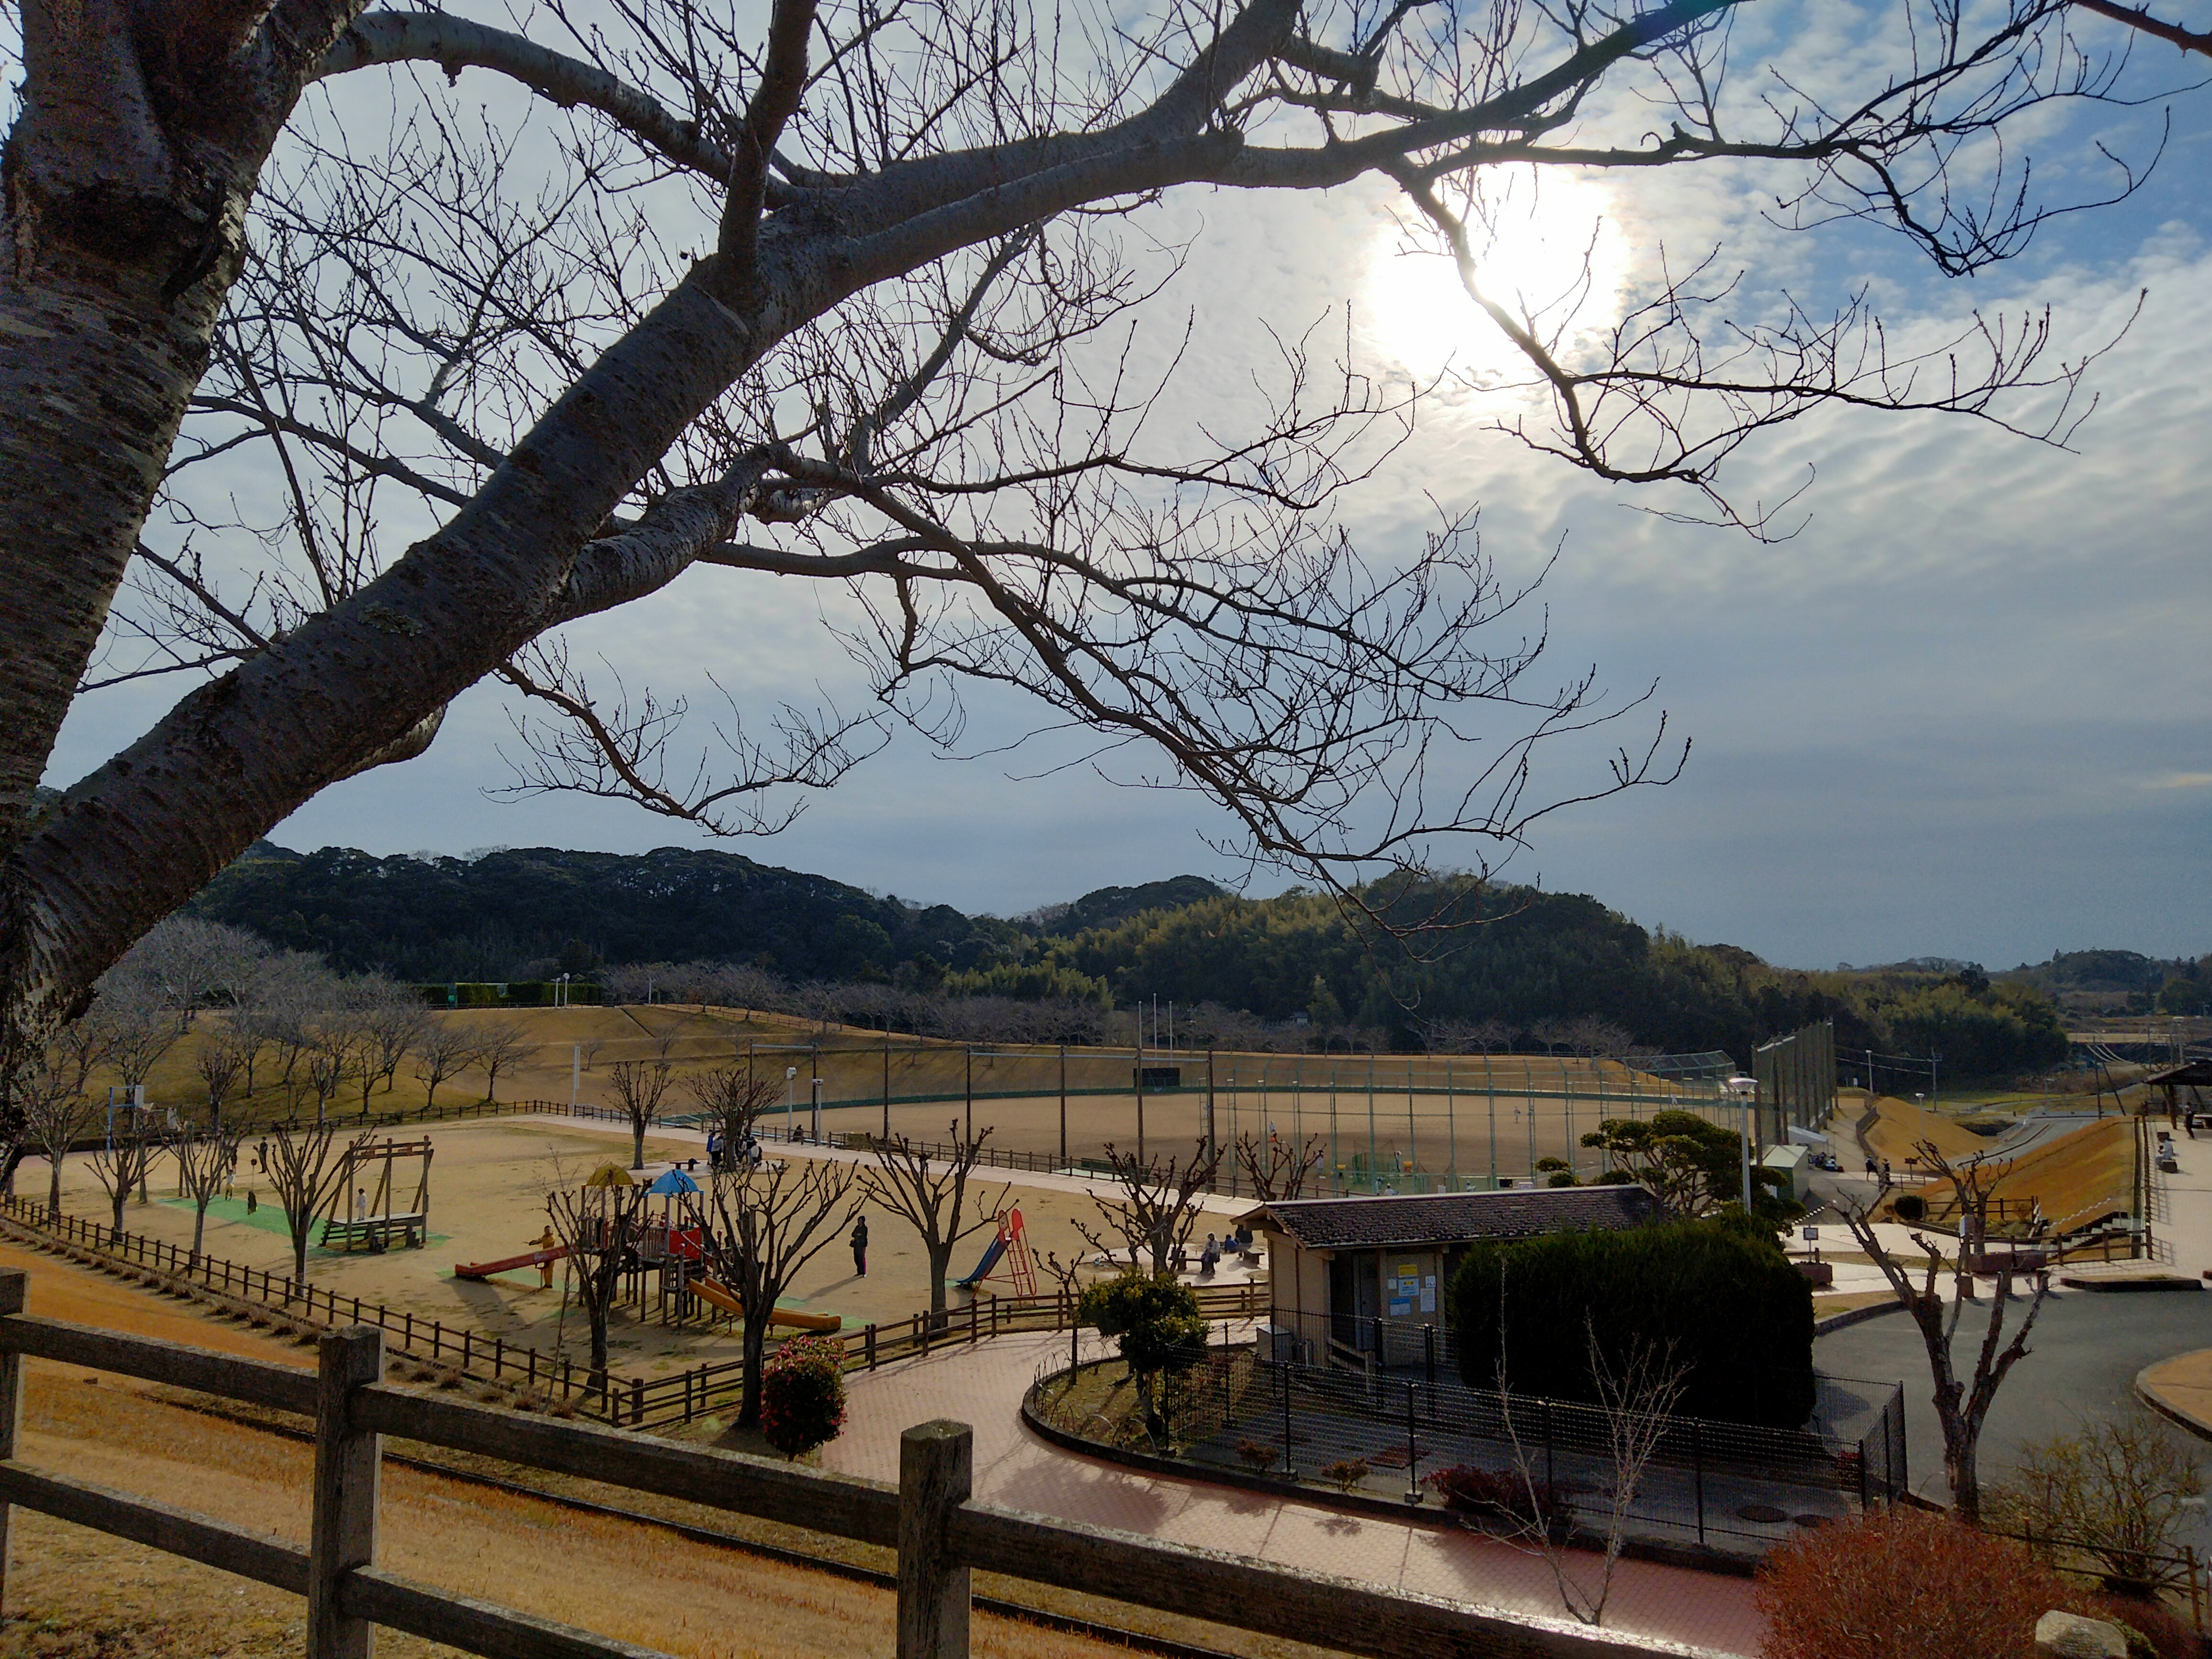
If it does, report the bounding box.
[0,1282,1711,1659]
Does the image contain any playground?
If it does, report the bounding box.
[29,1114,1254,1380]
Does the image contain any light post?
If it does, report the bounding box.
[785,1065,798,1139]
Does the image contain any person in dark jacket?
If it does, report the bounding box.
[850,1215,869,1277]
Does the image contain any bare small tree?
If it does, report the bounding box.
[1497,1318,1689,1627]
[1235,1130,1326,1201]
[95,976,188,1095]
[173,1115,242,1266]
[1077,1140,1223,1275]
[352,977,431,1107]
[411,1019,479,1111]
[1988,1411,2205,1596]
[1841,1139,2050,1522]
[860,1131,1009,1327]
[686,1066,776,1167]
[21,1062,100,1214]
[264,1121,373,1288]
[577,1036,608,1073]
[545,1179,648,1395]
[304,1020,359,1123]
[195,1028,255,1128]
[690,1157,859,1425]
[471,1021,533,1106]
[88,1104,166,1236]
[607,1058,674,1169]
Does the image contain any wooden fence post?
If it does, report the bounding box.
[897,1420,972,1659]
[0,1269,24,1615]
[309,1326,384,1659]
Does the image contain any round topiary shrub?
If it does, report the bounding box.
[760,1333,847,1458]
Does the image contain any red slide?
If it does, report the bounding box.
[453,1245,570,1281]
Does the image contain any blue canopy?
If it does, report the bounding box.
[646,1168,701,1196]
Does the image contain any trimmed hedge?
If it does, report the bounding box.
[1448,1211,1814,1428]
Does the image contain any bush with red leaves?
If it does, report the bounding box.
[1758,1508,2075,1659]
[1423,1464,1571,1531]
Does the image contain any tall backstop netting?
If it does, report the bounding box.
[1754,1021,1837,1142]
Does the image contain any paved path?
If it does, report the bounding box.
[820,1328,1764,1657]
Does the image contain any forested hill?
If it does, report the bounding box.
[188,841,2071,1077]
[186,842,1031,984]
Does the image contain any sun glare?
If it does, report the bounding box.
[1363,167,1630,385]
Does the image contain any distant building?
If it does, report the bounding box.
[1238,1185,1666,1363]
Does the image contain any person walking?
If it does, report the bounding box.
[850,1215,869,1278]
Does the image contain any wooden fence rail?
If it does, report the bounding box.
[0,1196,1267,1433]
[0,1275,1702,1659]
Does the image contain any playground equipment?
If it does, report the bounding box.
[688,1275,843,1332]
[955,1206,1036,1295]
[317,1138,433,1251]
[453,1243,570,1282]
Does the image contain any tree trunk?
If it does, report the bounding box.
[111,1185,126,1235]
[47,1163,62,1216]
[191,1201,209,1266]
[293,1221,311,1288]
[631,1119,646,1170]
[739,1306,770,1425]
[929,1240,953,1323]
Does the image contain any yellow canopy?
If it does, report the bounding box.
[584,1163,636,1188]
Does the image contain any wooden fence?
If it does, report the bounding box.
[0,1273,1700,1658]
[0,1196,1266,1431]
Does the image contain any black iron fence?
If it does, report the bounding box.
[1036,1340,1905,1558]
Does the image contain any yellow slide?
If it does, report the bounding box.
[691,1275,842,1332]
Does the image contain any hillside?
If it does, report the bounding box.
[185,842,2074,1076]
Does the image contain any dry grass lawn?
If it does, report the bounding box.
[0,1241,1317,1659]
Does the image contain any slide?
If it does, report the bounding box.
[691,1276,843,1333]
[955,1234,1006,1289]
[453,1245,570,1281]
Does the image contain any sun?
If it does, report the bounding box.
[1363,167,1630,385]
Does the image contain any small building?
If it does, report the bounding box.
[1238,1185,1666,1363]
[1760,1142,1809,1202]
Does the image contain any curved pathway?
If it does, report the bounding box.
[819,1328,1763,1657]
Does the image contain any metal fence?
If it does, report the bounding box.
[1037,1342,1905,1558]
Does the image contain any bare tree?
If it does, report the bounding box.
[89,1105,166,1236]
[411,1019,479,1111]
[545,1179,649,1395]
[304,1019,359,1123]
[21,1062,100,1215]
[1077,1140,1223,1275]
[860,1132,1010,1327]
[1497,1318,1688,1627]
[173,1115,243,1265]
[690,1157,859,1424]
[607,1058,674,1168]
[352,976,431,1107]
[113,916,267,1024]
[264,1122,373,1288]
[471,1022,533,1106]
[1235,1130,1327,1202]
[195,1028,256,1128]
[1841,1139,2051,1522]
[7,0,2150,1111]
[686,1066,776,1167]
[93,976,188,1096]
[577,1036,608,1073]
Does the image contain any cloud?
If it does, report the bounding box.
[2144,773,2212,791]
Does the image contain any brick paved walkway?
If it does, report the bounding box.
[822,1329,1764,1656]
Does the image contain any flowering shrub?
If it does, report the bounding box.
[760,1333,847,1458]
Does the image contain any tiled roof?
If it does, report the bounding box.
[1238,1184,1664,1250]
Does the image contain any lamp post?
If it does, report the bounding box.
[785,1065,799,1139]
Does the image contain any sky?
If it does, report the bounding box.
[37,0,2212,971]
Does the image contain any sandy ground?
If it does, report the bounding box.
[29,1117,1267,1376]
